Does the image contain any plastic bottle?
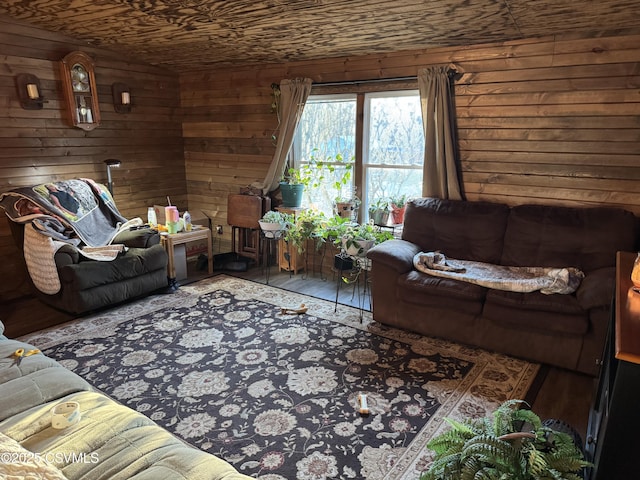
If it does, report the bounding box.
[183,211,192,232]
[147,207,157,227]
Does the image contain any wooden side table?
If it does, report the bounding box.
[160,227,213,287]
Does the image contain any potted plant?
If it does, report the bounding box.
[259,210,291,238]
[300,150,357,219]
[390,194,408,224]
[280,150,343,208]
[284,208,326,253]
[368,197,390,225]
[280,166,309,208]
[322,153,357,219]
[334,190,360,221]
[339,221,393,257]
[317,214,356,270]
[421,399,590,480]
[319,214,352,246]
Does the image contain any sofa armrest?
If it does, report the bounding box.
[113,227,160,248]
[54,243,81,267]
[367,239,420,274]
[576,266,615,311]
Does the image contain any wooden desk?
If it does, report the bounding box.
[161,227,213,283]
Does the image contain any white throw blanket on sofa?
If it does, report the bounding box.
[413,251,584,295]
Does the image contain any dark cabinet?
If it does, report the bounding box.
[585,251,640,479]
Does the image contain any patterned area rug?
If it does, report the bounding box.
[20,275,540,480]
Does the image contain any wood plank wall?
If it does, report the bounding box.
[181,31,640,256]
[0,15,185,302]
[1,15,639,308]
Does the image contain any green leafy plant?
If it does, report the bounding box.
[259,210,292,238]
[369,198,390,212]
[317,151,353,196]
[421,400,590,480]
[260,210,291,224]
[368,197,390,224]
[281,149,354,190]
[281,165,312,186]
[390,193,407,208]
[338,221,393,256]
[283,209,327,253]
[318,214,352,244]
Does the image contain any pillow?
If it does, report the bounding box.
[0,432,69,480]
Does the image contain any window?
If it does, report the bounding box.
[292,90,424,221]
[292,94,357,217]
[363,91,424,216]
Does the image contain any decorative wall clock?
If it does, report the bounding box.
[59,51,101,131]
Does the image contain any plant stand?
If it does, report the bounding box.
[260,229,284,284]
[278,239,304,274]
[334,253,371,322]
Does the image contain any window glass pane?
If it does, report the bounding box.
[291,91,424,221]
[364,92,424,222]
[366,167,422,206]
[294,95,356,216]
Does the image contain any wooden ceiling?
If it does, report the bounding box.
[1,0,639,72]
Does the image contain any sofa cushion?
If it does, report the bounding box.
[59,245,167,290]
[399,270,487,315]
[484,290,588,335]
[501,203,638,272]
[402,197,510,264]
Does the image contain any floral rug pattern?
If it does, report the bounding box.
[20,276,539,480]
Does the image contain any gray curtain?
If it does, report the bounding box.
[418,66,463,200]
[257,78,312,195]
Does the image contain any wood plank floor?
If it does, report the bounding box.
[1,260,594,440]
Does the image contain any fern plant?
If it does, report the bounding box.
[421,400,590,480]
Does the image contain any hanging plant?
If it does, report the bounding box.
[270,83,281,146]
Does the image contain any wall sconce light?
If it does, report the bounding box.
[16,73,45,110]
[111,82,131,114]
[104,159,122,196]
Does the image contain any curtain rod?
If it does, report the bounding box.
[311,64,461,87]
[312,76,417,87]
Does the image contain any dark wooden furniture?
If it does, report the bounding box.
[227,194,270,265]
[585,251,640,479]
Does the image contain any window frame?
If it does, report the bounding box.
[291,84,423,220]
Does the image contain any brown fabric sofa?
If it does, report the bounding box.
[367,197,639,375]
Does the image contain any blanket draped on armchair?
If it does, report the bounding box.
[0,178,127,247]
[413,251,584,295]
[0,179,135,294]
